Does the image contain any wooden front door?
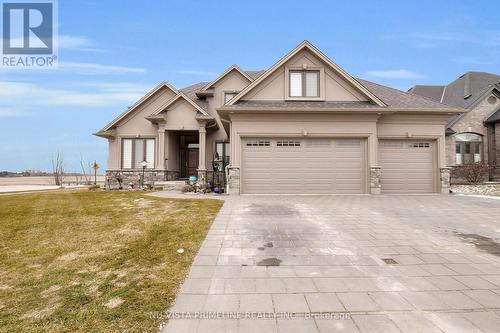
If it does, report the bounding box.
[186,149,199,177]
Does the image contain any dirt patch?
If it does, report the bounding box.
[247,203,298,216]
[256,258,282,266]
[104,297,124,309]
[456,233,500,256]
[57,252,80,262]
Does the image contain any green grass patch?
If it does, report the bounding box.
[0,191,223,332]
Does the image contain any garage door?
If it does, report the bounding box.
[241,138,365,194]
[378,140,436,193]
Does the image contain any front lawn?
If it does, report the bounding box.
[0,191,223,332]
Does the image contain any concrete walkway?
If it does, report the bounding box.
[162,195,500,333]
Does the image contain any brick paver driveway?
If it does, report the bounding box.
[162,195,500,333]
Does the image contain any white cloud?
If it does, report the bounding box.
[364,69,425,79]
[0,108,30,118]
[58,62,146,75]
[0,81,148,109]
[57,35,106,53]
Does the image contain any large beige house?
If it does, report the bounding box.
[95,41,463,194]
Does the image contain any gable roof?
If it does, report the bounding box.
[227,40,387,107]
[202,65,254,91]
[149,91,211,117]
[97,81,178,133]
[410,72,500,109]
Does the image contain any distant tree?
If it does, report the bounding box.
[52,151,65,186]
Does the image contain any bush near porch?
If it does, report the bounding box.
[0,191,222,333]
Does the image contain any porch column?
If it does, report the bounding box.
[197,123,207,183]
[157,125,166,170]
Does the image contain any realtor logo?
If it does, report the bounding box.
[1,0,57,67]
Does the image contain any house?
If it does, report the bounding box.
[410,72,500,181]
[95,41,463,194]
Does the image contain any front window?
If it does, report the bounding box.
[455,133,482,165]
[289,70,319,97]
[122,138,155,169]
[214,142,230,172]
[224,92,238,104]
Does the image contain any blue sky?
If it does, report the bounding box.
[1,0,499,172]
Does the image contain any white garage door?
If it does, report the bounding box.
[378,140,436,193]
[241,138,365,194]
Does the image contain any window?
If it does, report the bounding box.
[289,70,319,97]
[277,140,301,147]
[122,138,155,169]
[246,140,270,147]
[224,92,238,104]
[410,142,430,148]
[214,142,230,172]
[455,133,482,165]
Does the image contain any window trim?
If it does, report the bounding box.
[214,141,230,172]
[285,66,324,101]
[288,70,320,98]
[223,90,239,105]
[455,132,483,165]
[121,137,155,169]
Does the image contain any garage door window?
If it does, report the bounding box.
[246,140,270,147]
[277,140,300,147]
[455,133,482,165]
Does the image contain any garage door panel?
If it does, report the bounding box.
[379,140,435,193]
[242,138,365,194]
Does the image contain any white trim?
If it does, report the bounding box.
[101,82,178,131]
[227,41,387,107]
[202,65,253,91]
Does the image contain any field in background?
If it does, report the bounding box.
[0,176,106,193]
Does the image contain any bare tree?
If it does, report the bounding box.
[52,151,65,186]
[79,153,90,185]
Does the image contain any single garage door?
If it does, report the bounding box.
[378,140,436,193]
[241,138,365,194]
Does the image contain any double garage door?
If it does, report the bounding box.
[241,138,436,194]
[241,138,366,194]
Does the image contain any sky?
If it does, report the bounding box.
[1,0,499,172]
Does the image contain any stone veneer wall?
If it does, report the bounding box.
[227,167,240,195]
[369,167,381,194]
[105,170,179,189]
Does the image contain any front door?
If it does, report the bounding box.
[186,149,199,177]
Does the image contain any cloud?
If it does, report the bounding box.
[0,108,30,118]
[0,81,148,109]
[58,62,146,75]
[364,69,425,79]
[173,70,218,76]
[57,35,106,53]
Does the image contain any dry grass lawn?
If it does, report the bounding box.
[0,190,223,332]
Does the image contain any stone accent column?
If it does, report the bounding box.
[197,123,207,184]
[369,166,382,194]
[440,167,451,194]
[227,166,240,195]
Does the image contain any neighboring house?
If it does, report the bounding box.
[95,41,462,194]
[410,72,500,180]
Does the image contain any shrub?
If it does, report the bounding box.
[451,162,493,184]
[181,184,195,193]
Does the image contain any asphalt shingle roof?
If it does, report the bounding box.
[410,72,500,109]
[356,78,457,110]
